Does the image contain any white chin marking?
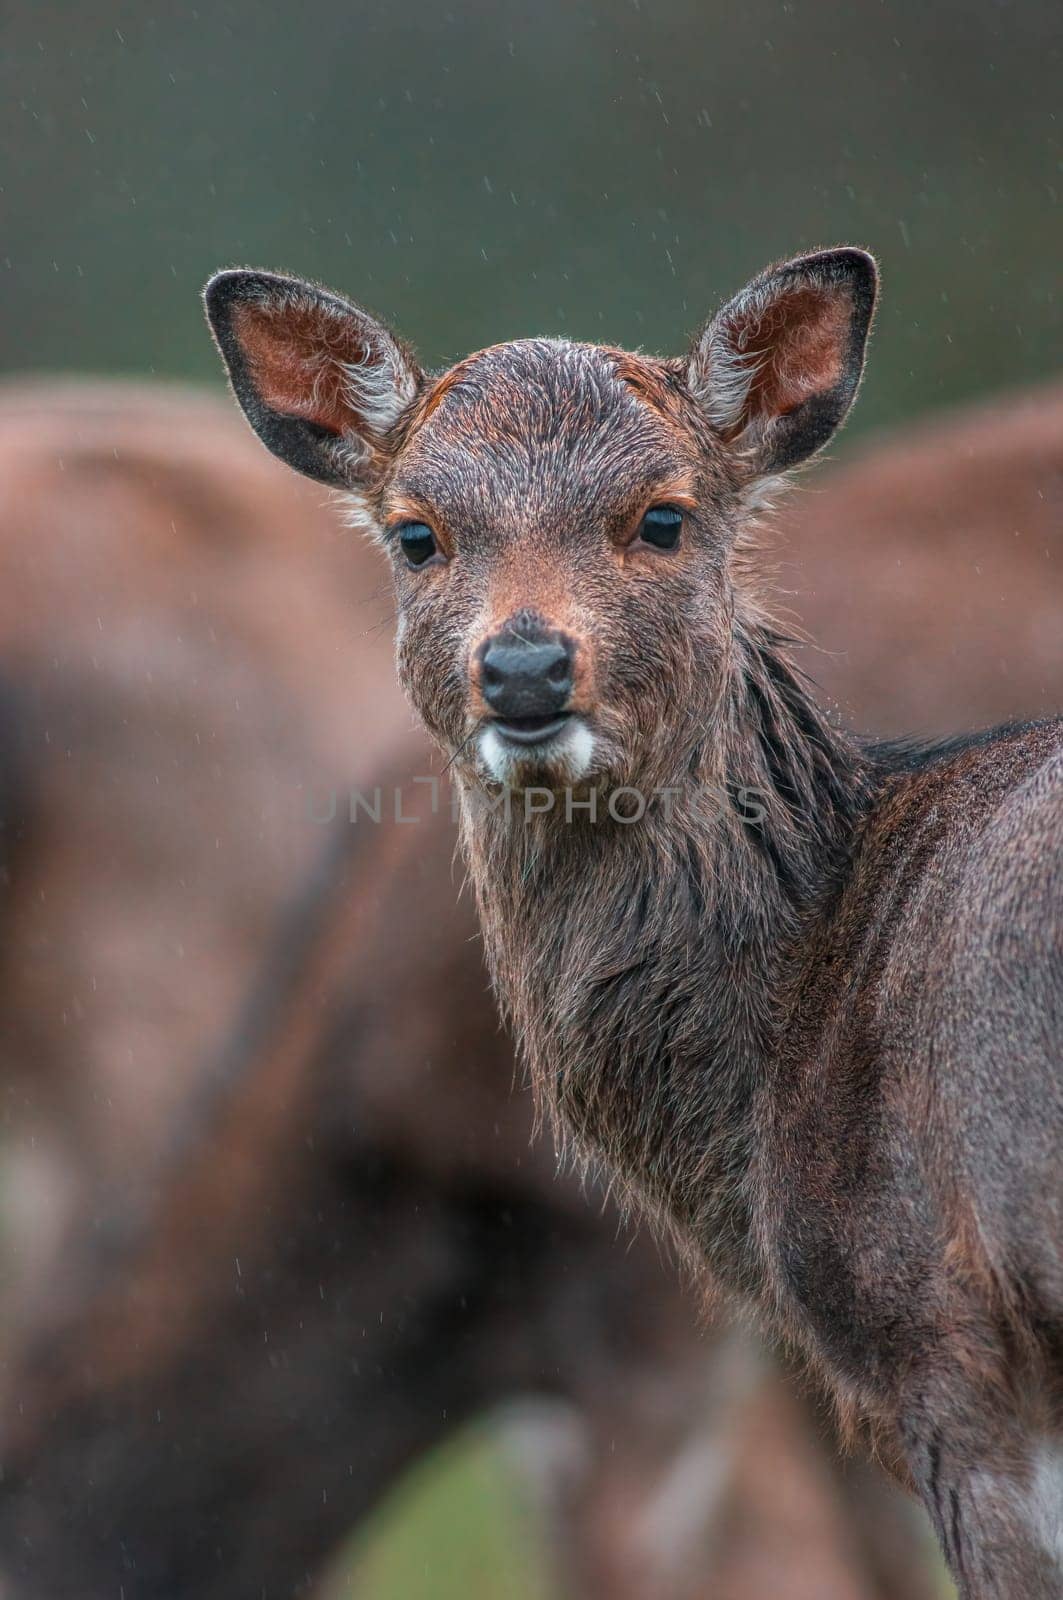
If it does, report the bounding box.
[478,725,509,785]
[566,721,594,780]
[477,719,595,788]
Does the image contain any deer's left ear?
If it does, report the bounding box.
[686,248,878,476]
[204,269,423,488]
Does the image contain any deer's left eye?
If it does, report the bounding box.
[638,506,684,550]
[398,522,439,567]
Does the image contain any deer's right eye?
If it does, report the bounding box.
[638,505,684,550]
[398,522,439,568]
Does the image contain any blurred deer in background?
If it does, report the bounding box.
[0,382,937,1600]
[207,249,1063,1598]
[781,377,1063,737]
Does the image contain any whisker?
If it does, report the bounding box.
[360,610,398,638]
[354,583,395,607]
[441,720,483,774]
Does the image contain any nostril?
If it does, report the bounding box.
[547,655,572,688]
[482,661,503,690]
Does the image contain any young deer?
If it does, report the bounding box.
[206,249,1063,1598]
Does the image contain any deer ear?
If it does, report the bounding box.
[686,248,878,476]
[203,270,423,488]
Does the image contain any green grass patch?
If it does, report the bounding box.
[321,1421,562,1600]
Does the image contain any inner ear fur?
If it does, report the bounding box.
[204,269,422,488]
[688,248,879,475]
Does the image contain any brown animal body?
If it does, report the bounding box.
[207,250,1063,1597]
[782,380,1063,736]
[0,382,937,1600]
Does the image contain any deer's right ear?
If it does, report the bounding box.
[203,270,422,488]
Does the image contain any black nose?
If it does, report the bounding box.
[480,624,574,722]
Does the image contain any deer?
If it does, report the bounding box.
[779,376,1063,738]
[205,249,1063,1599]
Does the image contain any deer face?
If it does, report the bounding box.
[383,337,739,791]
[206,251,877,791]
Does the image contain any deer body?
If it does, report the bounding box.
[466,658,1063,1598]
[207,249,1063,1596]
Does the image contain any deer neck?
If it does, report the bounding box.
[458,621,870,1286]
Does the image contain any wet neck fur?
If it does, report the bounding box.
[459,616,871,1286]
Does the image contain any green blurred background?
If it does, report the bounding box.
[1,4,1055,1594]
[3,0,1060,441]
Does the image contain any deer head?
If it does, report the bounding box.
[206,250,877,797]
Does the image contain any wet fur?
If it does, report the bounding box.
[206,250,1063,1596]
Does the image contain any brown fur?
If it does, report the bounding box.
[780,379,1063,735]
[207,248,1063,1597]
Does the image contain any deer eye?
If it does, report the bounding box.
[398,522,439,568]
[638,505,684,550]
